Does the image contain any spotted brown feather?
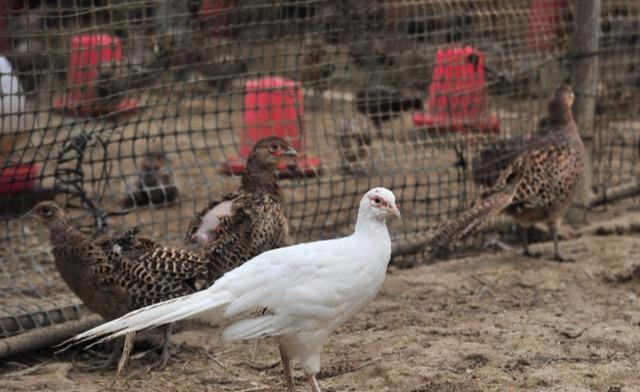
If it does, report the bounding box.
[28,201,209,371]
[432,85,585,261]
[184,137,294,281]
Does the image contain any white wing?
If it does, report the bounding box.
[209,235,388,341]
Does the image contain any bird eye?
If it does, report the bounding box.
[373,197,382,205]
[270,144,280,151]
[42,207,53,217]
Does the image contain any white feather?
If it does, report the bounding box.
[64,187,398,377]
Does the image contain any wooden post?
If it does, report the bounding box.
[571,0,601,207]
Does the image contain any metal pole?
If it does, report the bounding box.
[571,0,601,206]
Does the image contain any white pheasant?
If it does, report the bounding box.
[64,187,400,392]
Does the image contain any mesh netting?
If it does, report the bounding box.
[0,0,638,353]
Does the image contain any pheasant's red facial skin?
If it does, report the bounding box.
[269,142,285,157]
[249,137,298,168]
[369,194,401,220]
[369,195,389,209]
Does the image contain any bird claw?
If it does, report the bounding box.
[150,343,171,371]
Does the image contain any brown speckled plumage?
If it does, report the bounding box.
[185,137,296,281]
[31,204,208,318]
[30,201,208,371]
[433,85,586,261]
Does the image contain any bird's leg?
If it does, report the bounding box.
[116,331,136,378]
[154,323,172,370]
[521,226,541,258]
[279,344,296,392]
[549,223,574,262]
[306,374,322,392]
[75,337,124,371]
[251,340,260,362]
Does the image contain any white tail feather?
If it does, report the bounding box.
[222,315,275,341]
[61,288,233,349]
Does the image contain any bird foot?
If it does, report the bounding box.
[73,355,119,372]
[150,344,171,370]
[553,253,575,263]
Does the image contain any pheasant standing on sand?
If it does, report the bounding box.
[185,136,297,281]
[66,187,401,392]
[27,201,208,372]
[432,84,585,261]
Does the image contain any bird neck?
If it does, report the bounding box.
[353,215,392,268]
[547,101,575,129]
[354,215,389,240]
[49,219,90,249]
[240,160,282,199]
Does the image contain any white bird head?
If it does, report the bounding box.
[358,187,401,222]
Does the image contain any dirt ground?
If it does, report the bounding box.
[1,206,639,392]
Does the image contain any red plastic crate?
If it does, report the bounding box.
[199,0,236,36]
[413,46,499,134]
[53,33,138,117]
[0,163,38,194]
[527,0,568,52]
[222,77,321,177]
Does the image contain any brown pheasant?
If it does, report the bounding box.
[28,201,208,372]
[185,137,296,281]
[432,84,585,261]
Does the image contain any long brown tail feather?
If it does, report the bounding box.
[431,190,515,249]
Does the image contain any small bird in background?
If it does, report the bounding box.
[348,39,396,72]
[26,201,208,374]
[355,84,423,129]
[65,187,401,392]
[7,9,54,92]
[94,60,154,113]
[199,53,249,93]
[299,37,336,107]
[185,137,297,281]
[432,85,585,261]
[336,117,373,175]
[121,149,179,208]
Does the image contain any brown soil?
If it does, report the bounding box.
[2,210,640,392]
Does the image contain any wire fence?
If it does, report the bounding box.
[0,0,638,355]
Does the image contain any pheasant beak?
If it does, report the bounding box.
[284,147,298,157]
[388,204,401,221]
[21,210,35,220]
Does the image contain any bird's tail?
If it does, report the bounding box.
[60,288,233,350]
[431,190,514,249]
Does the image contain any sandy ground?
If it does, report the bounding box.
[1,207,640,392]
